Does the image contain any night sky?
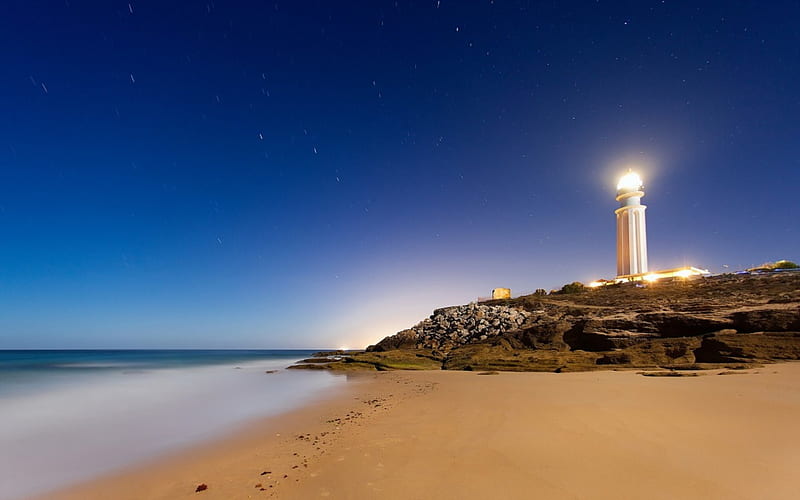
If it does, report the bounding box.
[1,1,798,349]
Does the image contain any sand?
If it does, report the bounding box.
[48,364,800,500]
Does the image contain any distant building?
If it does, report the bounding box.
[491,288,511,299]
[746,260,799,272]
[618,266,710,282]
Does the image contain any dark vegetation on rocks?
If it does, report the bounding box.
[291,272,800,372]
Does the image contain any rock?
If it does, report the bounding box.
[298,357,339,363]
[442,343,600,371]
[291,349,443,371]
[371,304,533,353]
[570,330,659,351]
[195,484,208,492]
[312,350,347,357]
[693,331,800,363]
[638,371,701,377]
[594,337,700,366]
[367,328,418,351]
[360,273,800,372]
[638,312,733,337]
[730,308,800,332]
[596,352,631,365]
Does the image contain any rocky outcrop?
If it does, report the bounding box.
[730,308,800,332]
[441,344,599,372]
[595,337,701,366]
[694,331,800,363]
[637,312,734,337]
[369,304,530,352]
[288,349,443,371]
[368,328,418,351]
[294,272,800,372]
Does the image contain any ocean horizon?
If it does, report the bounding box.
[0,349,346,500]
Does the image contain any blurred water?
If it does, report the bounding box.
[0,350,342,500]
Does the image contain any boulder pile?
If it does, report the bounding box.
[403,304,530,352]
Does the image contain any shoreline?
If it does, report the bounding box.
[40,371,383,499]
[1,355,340,500]
[48,363,800,499]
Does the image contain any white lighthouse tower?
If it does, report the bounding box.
[615,170,648,277]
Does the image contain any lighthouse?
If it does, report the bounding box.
[588,171,709,287]
[615,170,648,277]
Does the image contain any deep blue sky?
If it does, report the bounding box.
[1,1,798,348]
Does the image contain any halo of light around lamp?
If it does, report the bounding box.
[617,171,643,192]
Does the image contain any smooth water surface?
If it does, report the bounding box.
[0,350,342,500]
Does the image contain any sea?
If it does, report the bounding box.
[0,349,344,500]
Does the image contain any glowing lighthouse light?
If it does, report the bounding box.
[617,171,643,192]
[615,169,648,277]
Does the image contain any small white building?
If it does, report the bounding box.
[491,288,511,300]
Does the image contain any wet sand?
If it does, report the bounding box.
[50,363,800,500]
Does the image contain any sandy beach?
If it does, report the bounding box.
[49,363,800,500]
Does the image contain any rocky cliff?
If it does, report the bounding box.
[293,272,800,372]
